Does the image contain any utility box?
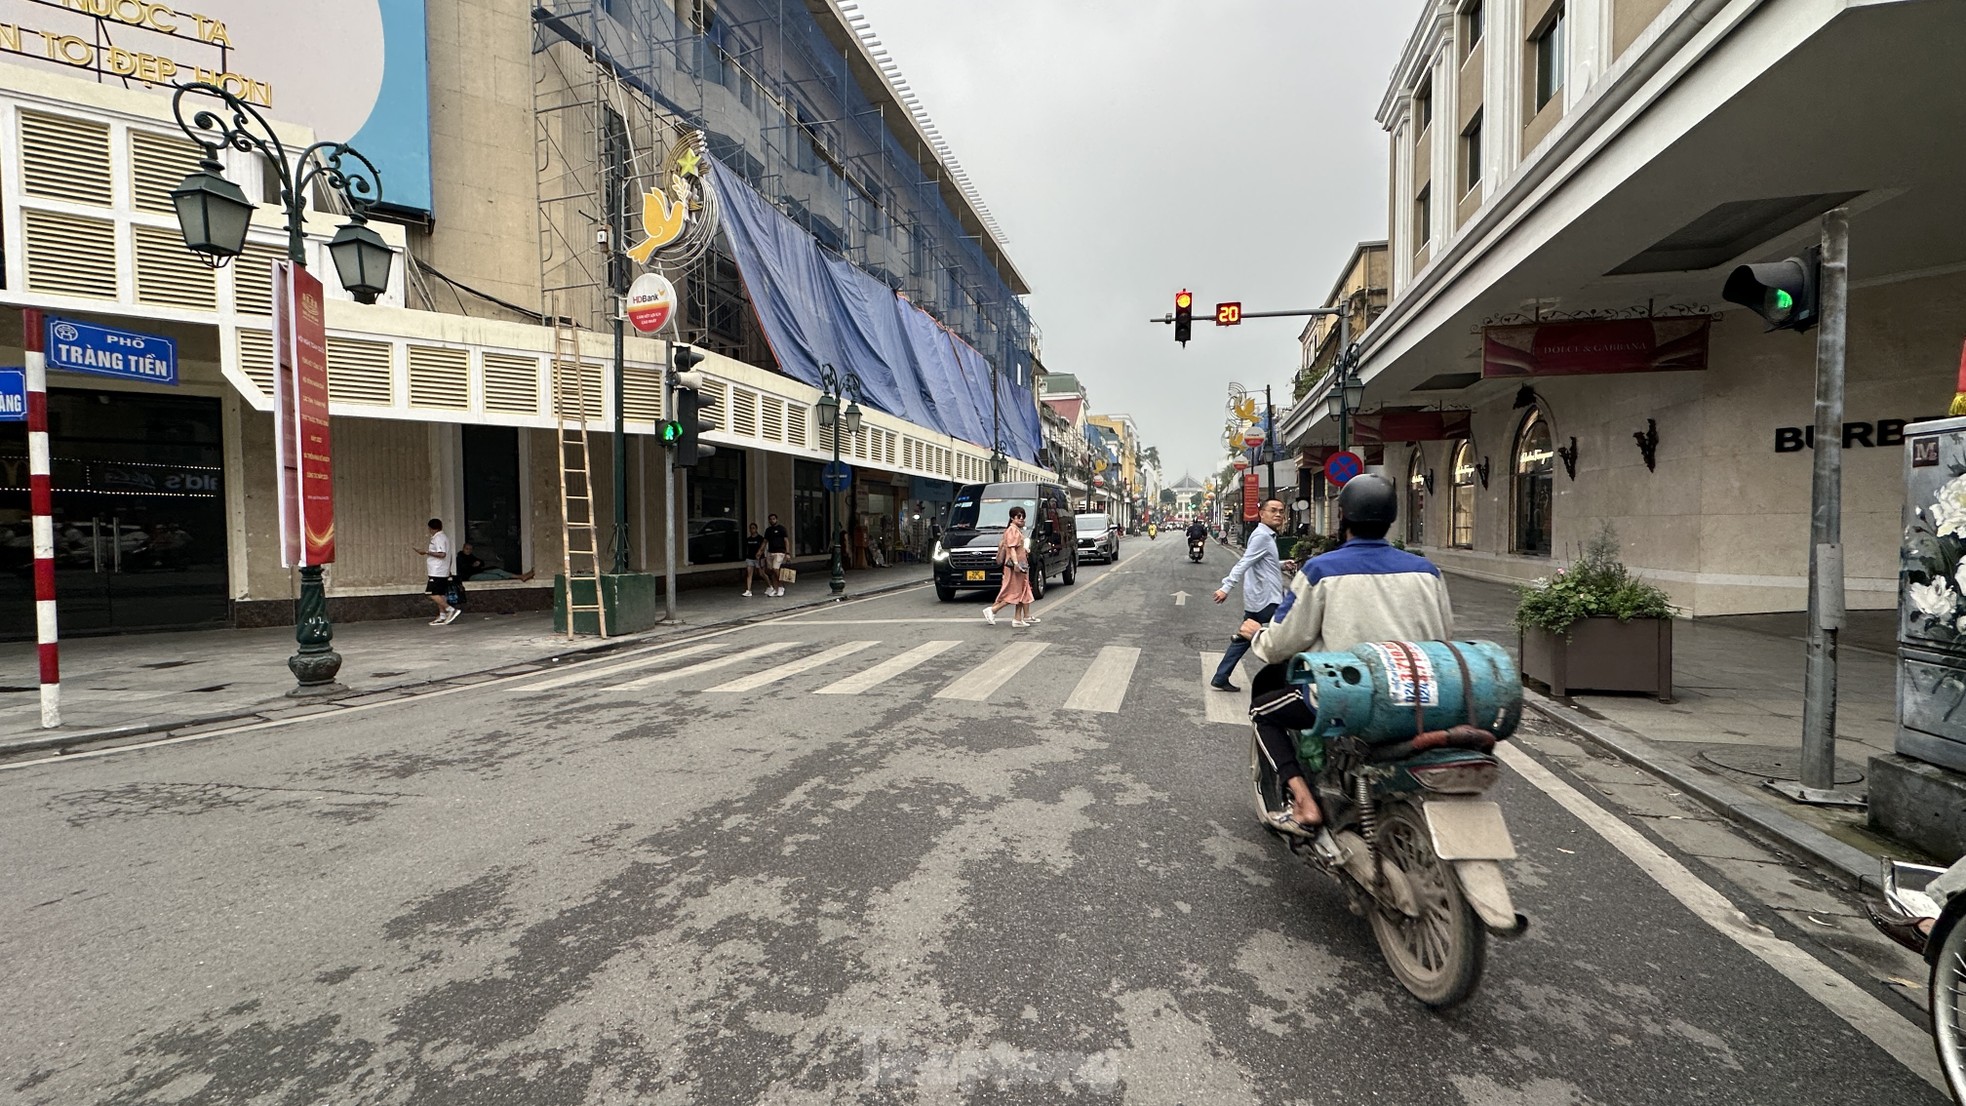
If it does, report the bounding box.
[553,572,663,636]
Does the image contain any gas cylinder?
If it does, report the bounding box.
[1283,640,1521,744]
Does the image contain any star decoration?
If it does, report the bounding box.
[675,146,703,179]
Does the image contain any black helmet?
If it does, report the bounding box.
[1337,473,1398,526]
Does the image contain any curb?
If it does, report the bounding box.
[0,573,933,758]
[1520,688,1882,893]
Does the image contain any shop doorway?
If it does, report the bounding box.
[1,389,229,637]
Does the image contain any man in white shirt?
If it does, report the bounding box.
[1210,498,1288,692]
[409,517,459,625]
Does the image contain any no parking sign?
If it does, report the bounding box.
[1323,450,1365,486]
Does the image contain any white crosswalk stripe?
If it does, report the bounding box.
[816,640,961,695]
[933,641,1049,701]
[613,642,800,689]
[522,639,733,691]
[705,641,880,694]
[1200,653,1248,725]
[1062,646,1140,713]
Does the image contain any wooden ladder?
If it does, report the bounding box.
[551,307,608,639]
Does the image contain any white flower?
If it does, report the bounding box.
[1955,562,1966,594]
[1933,474,1966,538]
[1910,578,1959,620]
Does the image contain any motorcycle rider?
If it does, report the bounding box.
[1185,518,1209,558]
[1235,474,1455,835]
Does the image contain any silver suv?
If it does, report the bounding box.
[1075,512,1119,563]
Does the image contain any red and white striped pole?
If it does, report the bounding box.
[24,307,58,728]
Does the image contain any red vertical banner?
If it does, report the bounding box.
[1242,471,1260,521]
[272,262,301,567]
[289,264,335,565]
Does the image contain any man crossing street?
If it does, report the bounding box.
[1210,497,1287,692]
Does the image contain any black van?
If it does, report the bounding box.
[933,481,1078,601]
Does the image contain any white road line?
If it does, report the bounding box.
[1199,653,1247,725]
[1063,646,1141,713]
[1495,743,1946,1094]
[934,642,1049,702]
[522,639,732,691]
[614,642,800,689]
[705,641,879,694]
[760,583,933,623]
[817,640,962,696]
[780,618,981,625]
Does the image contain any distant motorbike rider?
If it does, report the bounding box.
[1186,519,1209,548]
[1235,474,1455,835]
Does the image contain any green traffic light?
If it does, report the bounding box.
[1769,289,1794,318]
[661,420,682,444]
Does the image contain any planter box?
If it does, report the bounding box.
[1520,617,1673,701]
[553,572,663,635]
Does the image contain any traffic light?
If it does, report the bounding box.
[1723,248,1820,332]
[671,344,717,467]
[1174,290,1193,346]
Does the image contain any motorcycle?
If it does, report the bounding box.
[1250,640,1528,1008]
[1189,537,1206,563]
[1870,860,1966,1101]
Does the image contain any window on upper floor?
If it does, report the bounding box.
[1415,77,1434,135]
[1462,111,1483,195]
[1461,0,1484,58]
[1415,185,1432,249]
[1535,7,1567,112]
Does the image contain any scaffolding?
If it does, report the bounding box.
[529,0,1034,389]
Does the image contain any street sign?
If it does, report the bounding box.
[1242,471,1260,520]
[625,272,677,333]
[44,317,176,385]
[1324,450,1365,486]
[822,459,852,492]
[0,369,23,422]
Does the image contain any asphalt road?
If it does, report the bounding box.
[0,536,1948,1105]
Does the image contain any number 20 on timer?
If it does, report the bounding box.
[1215,302,1242,326]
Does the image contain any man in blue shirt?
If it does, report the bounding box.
[1210,497,1288,691]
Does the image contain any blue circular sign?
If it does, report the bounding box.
[822,460,853,492]
[1324,450,1364,486]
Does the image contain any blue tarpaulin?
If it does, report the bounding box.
[710,160,1042,464]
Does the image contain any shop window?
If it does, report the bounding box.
[1451,439,1476,548]
[685,451,746,564]
[1512,409,1554,555]
[462,426,525,577]
[794,459,828,556]
[1406,453,1427,546]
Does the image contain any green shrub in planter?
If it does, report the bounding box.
[1513,525,1673,635]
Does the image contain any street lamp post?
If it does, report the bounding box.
[814,363,866,599]
[167,81,392,693]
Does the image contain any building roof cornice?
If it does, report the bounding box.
[1376,1,1455,130]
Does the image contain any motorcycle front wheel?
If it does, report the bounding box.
[1931,913,1966,1101]
[1367,801,1486,1009]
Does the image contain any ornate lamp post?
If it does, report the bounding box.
[814,363,866,599]
[1323,343,1367,454]
[168,81,392,692]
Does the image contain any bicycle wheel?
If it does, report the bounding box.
[1931,914,1966,1102]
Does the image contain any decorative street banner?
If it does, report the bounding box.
[0,0,434,214]
[44,317,176,385]
[1242,471,1260,521]
[273,261,335,566]
[1481,317,1710,378]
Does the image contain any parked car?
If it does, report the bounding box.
[1075,511,1120,563]
[932,481,1078,601]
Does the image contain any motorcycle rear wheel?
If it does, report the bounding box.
[1930,914,1966,1101]
[1367,802,1486,1009]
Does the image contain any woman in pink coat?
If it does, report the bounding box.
[984,506,1037,627]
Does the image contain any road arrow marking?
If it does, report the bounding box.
[1172,591,1189,606]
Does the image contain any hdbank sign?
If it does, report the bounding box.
[0,0,433,215]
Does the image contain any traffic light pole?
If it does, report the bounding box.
[611,294,630,575]
[661,339,679,624]
[1775,207,1858,806]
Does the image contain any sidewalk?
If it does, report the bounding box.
[0,562,933,749]
[1444,572,1914,885]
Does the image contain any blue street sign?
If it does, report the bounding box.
[44,317,177,386]
[822,460,853,493]
[0,369,24,422]
[1324,450,1365,486]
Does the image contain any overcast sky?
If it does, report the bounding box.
[848,0,1424,483]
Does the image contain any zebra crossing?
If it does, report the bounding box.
[505,633,1264,720]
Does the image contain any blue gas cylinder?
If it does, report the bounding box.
[1283,640,1521,744]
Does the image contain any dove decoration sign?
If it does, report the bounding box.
[626,129,718,270]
